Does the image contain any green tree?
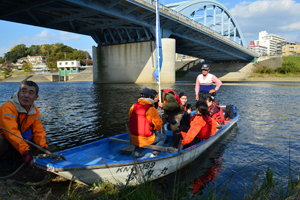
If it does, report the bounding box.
[0,61,15,78]
[53,43,74,55]
[22,63,33,72]
[0,57,5,64]
[69,50,91,60]
[26,45,41,56]
[5,44,28,62]
[47,61,58,71]
[41,44,54,56]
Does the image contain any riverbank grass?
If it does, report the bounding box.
[0,71,30,80]
[2,163,300,199]
[249,56,300,78]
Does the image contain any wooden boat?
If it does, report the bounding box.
[35,109,239,186]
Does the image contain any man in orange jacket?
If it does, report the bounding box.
[0,81,48,168]
[129,88,165,157]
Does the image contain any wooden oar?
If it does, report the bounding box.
[120,124,177,153]
[110,138,177,153]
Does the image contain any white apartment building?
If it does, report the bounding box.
[249,41,267,56]
[16,55,48,71]
[254,31,285,55]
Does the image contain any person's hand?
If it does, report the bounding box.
[209,89,215,94]
[158,102,163,107]
[195,95,199,101]
[23,150,34,167]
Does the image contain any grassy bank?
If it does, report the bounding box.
[0,71,30,81]
[2,161,300,199]
[249,56,300,78]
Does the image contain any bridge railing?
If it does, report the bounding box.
[138,0,257,56]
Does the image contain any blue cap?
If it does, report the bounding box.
[201,64,210,70]
[140,88,154,98]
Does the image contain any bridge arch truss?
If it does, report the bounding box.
[168,0,245,47]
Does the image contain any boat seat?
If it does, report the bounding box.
[119,145,134,155]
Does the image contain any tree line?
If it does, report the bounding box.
[0,43,92,70]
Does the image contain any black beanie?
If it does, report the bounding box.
[179,92,187,98]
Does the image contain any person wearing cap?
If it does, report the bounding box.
[195,64,222,102]
[128,88,165,157]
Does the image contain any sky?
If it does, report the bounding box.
[0,0,300,58]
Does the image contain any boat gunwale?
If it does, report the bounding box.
[39,115,239,172]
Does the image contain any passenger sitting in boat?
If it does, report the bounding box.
[170,101,217,150]
[155,89,183,134]
[205,96,225,126]
[168,104,192,141]
[129,88,166,157]
[179,104,192,131]
[151,89,159,109]
[179,92,188,112]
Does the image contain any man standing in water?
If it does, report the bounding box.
[0,81,48,169]
[195,64,222,101]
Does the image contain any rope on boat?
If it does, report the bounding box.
[0,162,26,179]
[0,125,67,161]
[0,126,64,185]
[0,153,64,180]
[35,153,66,161]
[0,160,56,185]
[22,173,56,186]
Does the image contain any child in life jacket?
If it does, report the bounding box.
[170,101,217,150]
[205,96,225,126]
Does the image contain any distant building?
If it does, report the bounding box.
[249,41,267,56]
[282,45,300,56]
[16,55,48,71]
[57,60,80,81]
[254,31,285,55]
[275,41,299,55]
[27,55,47,65]
[17,57,28,64]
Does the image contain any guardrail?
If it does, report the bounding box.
[33,72,59,75]
[133,0,258,57]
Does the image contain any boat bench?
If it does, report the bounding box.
[109,138,177,154]
[119,145,135,155]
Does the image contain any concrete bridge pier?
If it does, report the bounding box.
[93,38,175,83]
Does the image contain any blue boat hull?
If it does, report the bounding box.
[35,112,239,186]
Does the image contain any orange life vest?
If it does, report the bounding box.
[190,115,212,139]
[129,103,154,137]
[211,105,225,124]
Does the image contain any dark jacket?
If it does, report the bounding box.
[161,91,183,117]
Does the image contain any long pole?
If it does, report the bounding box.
[156,0,162,113]
[0,126,67,161]
[156,0,165,135]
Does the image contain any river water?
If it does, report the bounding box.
[1,81,300,198]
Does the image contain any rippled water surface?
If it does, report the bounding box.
[1,81,300,198]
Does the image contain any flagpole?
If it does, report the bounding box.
[156,0,161,106]
[156,0,164,135]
